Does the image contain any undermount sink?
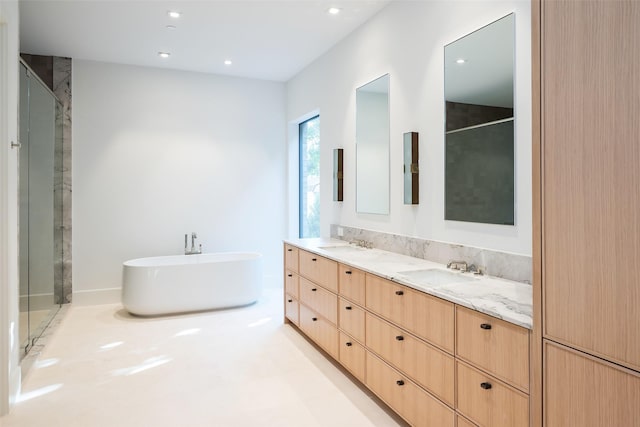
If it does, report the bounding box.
[397,268,477,285]
[317,245,366,252]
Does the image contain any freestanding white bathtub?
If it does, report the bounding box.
[122,252,263,316]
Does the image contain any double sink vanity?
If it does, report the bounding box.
[283,239,532,427]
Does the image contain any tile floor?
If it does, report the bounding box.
[1,287,405,427]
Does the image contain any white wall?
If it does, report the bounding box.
[286,0,532,256]
[0,0,21,415]
[73,60,286,302]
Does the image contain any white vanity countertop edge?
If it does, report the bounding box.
[284,238,532,330]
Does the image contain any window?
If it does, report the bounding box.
[299,115,320,238]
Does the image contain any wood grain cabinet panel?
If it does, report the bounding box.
[542,0,640,372]
[457,415,477,427]
[284,244,299,273]
[284,271,299,299]
[299,277,337,325]
[366,313,455,407]
[456,361,528,427]
[456,306,529,391]
[544,341,640,427]
[338,297,365,343]
[284,294,299,326]
[338,264,366,306]
[366,274,454,352]
[299,304,338,359]
[339,332,366,382]
[299,250,338,293]
[366,352,455,427]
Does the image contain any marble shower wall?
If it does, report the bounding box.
[52,57,72,303]
[330,224,532,284]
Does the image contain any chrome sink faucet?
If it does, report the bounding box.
[447,260,468,272]
[184,232,202,255]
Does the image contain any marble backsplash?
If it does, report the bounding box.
[330,224,532,284]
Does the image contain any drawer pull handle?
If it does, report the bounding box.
[345,271,352,275]
[287,274,292,277]
[480,382,492,390]
[312,317,317,321]
[480,323,492,330]
[345,306,352,310]
[395,290,404,296]
[346,342,353,347]
[312,258,317,261]
[311,288,317,292]
[287,248,293,252]
[396,380,405,386]
[395,335,404,341]
[288,299,292,303]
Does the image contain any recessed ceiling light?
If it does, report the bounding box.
[456,58,466,64]
[328,7,341,15]
[168,11,181,18]
[224,60,232,66]
[166,25,176,30]
[158,52,170,58]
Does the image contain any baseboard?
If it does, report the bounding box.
[19,293,55,311]
[72,288,121,306]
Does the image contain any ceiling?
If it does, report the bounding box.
[20,0,391,82]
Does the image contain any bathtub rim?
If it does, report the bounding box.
[123,251,263,268]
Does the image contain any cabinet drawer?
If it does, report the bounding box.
[338,264,365,305]
[284,271,299,299]
[285,294,299,326]
[299,250,338,292]
[456,361,529,427]
[457,415,477,427]
[456,306,529,391]
[366,274,454,352]
[284,244,299,273]
[299,304,338,359]
[339,332,366,382]
[366,313,455,407]
[299,277,337,325]
[339,297,365,343]
[366,352,455,427]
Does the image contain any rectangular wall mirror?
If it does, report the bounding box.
[356,74,390,215]
[444,14,515,225]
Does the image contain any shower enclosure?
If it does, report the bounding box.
[19,60,63,356]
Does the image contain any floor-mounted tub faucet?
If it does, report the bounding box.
[185,232,202,255]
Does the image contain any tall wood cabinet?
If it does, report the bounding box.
[535,1,640,425]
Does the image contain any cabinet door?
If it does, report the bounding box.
[544,341,640,427]
[338,264,366,305]
[366,352,454,427]
[284,271,299,299]
[338,297,365,343]
[284,244,299,273]
[366,274,454,352]
[339,332,366,382]
[284,294,299,326]
[456,306,529,392]
[542,0,640,371]
[299,277,337,325]
[366,313,454,407]
[299,304,338,359]
[299,250,338,293]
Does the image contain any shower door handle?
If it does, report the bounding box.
[10,141,21,149]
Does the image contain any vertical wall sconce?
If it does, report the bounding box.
[333,148,344,201]
[403,132,419,204]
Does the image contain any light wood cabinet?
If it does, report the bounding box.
[366,351,455,427]
[299,277,337,325]
[366,273,454,353]
[299,250,338,293]
[457,415,477,427]
[338,297,365,343]
[284,271,298,299]
[544,341,640,427]
[338,264,366,306]
[299,304,338,359]
[456,361,528,427]
[541,0,640,372]
[456,306,529,392]
[284,244,299,273]
[339,332,366,382]
[366,312,455,406]
[284,294,299,325]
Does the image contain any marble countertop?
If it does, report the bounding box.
[284,238,532,330]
